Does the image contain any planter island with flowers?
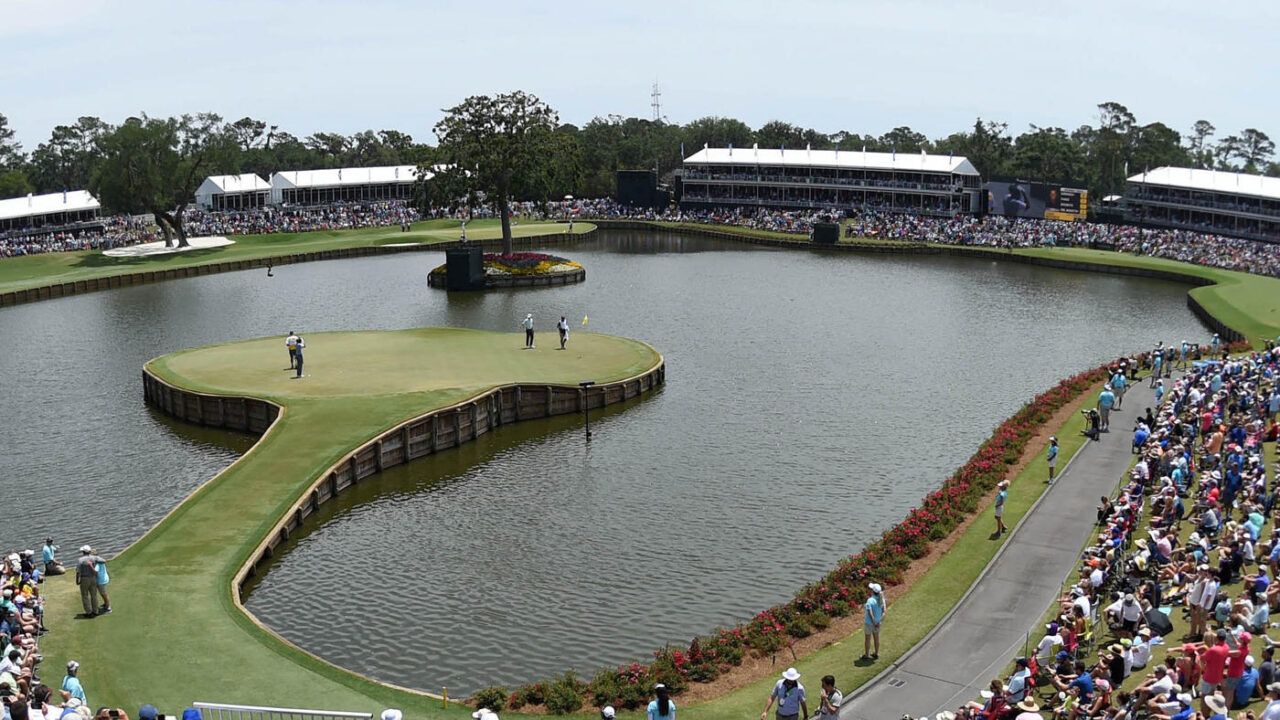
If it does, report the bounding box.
[427,251,586,289]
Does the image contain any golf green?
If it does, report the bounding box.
[39,328,662,717]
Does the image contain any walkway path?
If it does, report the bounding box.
[841,371,1169,720]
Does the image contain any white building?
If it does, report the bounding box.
[194,174,271,211]
[0,190,101,236]
[682,147,983,215]
[1125,167,1280,242]
[269,165,424,206]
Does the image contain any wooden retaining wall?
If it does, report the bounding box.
[141,357,666,597]
[593,220,1247,343]
[425,266,586,289]
[0,226,593,308]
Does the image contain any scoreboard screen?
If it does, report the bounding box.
[987,177,1088,221]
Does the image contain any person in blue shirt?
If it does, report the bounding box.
[1112,370,1128,409]
[650,683,676,720]
[42,538,64,576]
[62,661,86,704]
[761,669,806,720]
[94,552,112,615]
[862,583,886,661]
[1047,436,1060,483]
[995,481,1009,535]
[1150,351,1164,387]
[1155,379,1165,407]
[1097,386,1116,432]
[1235,661,1259,708]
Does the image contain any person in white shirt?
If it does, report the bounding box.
[285,331,300,369]
[1259,682,1280,720]
[816,675,841,720]
[1036,623,1064,662]
[1132,628,1154,669]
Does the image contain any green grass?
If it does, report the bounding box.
[0,218,591,294]
[38,328,660,717]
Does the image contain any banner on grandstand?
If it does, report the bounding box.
[986,177,1088,221]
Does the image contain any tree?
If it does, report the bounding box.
[1217,129,1275,172]
[878,126,929,154]
[1008,126,1085,181]
[28,116,111,192]
[229,117,267,152]
[1130,122,1189,174]
[0,169,33,197]
[0,113,23,172]
[683,116,754,153]
[432,91,564,254]
[755,121,806,149]
[91,114,237,247]
[1187,120,1216,168]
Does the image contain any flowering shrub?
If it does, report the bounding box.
[484,345,1250,710]
[429,252,582,277]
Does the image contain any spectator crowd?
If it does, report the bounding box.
[939,343,1280,720]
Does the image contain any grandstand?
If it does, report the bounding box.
[0,190,101,236]
[195,174,270,211]
[269,165,423,206]
[681,147,983,215]
[1125,166,1280,243]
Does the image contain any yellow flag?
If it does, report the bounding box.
[582,316,588,326]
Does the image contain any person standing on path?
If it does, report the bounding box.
[1098,385,1116,432]
[75,546,103,617]
[1112,367,1128,409]
[816,675,841,720]
[293,335,305,378]
[1047,437,1060,484]
[93,550,111,614]
[557,316,569,350]
[995,480,1009,534]
[522,314,535,349]
[1151,348,1164,387]
[648,683,674,720]
[761,668,807,720]
[285,331,300,370]
[862,583,885,661]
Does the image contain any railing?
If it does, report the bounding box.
[192,702,372,720]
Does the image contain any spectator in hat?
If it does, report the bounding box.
[1235,655,1260,708]
[61,662,85,705]
[600,707,616,720]
[1098,384,1116,432]
[862,583,885,661]
[74,548,104,618]
[650,683,674,720]
[1047,436,1059,483]
[139,705,159,720]
[1012,697,1040,720]
[761,669,805,720]
[470,710,495,720]
[1204,691,1228,720]
[994,481,1009,535]
[1007,657,1032,704]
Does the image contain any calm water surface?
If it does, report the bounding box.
[0,231,1209,692]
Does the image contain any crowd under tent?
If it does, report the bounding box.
[268,165,424,206]
[1126,166,1280,243]
[682,147,983,215]
[194,174,271,211]
[0,190,102,236]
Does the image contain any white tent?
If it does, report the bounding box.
[0,190,101,233]
[194,174,271,210]
[269,165,424,205]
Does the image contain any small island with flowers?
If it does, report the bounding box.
[427,251,586,289]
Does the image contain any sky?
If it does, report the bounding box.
[2,0,1276,151]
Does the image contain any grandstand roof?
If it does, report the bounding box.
[684,147,980,176]
[0,190,100,222]
[270,165,422,190]
[198,174,270,194]
[1128,167,1280,202]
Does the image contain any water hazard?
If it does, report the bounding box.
[0,230,1209,692]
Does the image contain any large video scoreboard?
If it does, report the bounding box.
[987,177,1089,221]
